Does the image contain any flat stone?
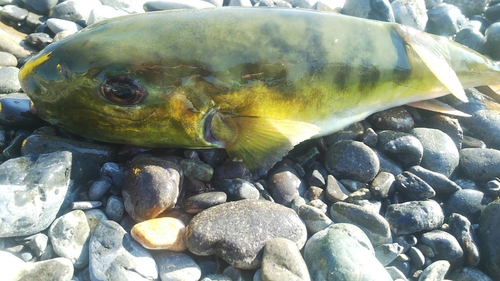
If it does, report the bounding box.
[330,201,392,246]
[90,220,158,280]
[48,210,90,269]
[304,223,392,281]
[478,199,500,279]
[369,171,395,200]
[182,191,227,214]
[385,200,444,235]
[325,174,350,202]
[131,217,186,251]
[261,237,310,281]
[297,204,332,234]
[0,151,72,237]
[155,251,201,281]
[186,199,307,269]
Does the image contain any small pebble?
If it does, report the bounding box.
[181,158,214,182]
[407,246,426,268]
[420,229,464,265]
[131,217,186,251]
[216,178,260,201]
[0,67,21,94]
[443,189,488,224]
[407,165,461,198]
[369,171,395,200]
[88,178,112,201]
[105,195,124,222]
[418,260,450,281]
[394,171,436,200]
[261,237,311,281]
[27,233,48,257]
[385,200,444,235]
[426,3,466,36]
[267,160,306,206]
[448,213,480,266]
[325,174,350,202]
[374,243,404,266]
[182,191,227,214]
[297,204,333,234]
[391,0,427,30]
[155,251,202,281]
[377,130,423,168]
[368,107,414,131]
[71,201,103,210]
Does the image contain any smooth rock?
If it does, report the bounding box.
[88,178,112,201]
[460,108,500,149]
[122,157,181,221]
[0,93,41,127]
[105,195,124,222]
[186,199,307,269]
[315,0,344,12]
[18,257,74,281]
[443,189,488,224]
[377,130,423,168]
[420,229,464,264]
[460,148,500,182]
[71,201,102,210]
[21,0,58,14]
[90,220,158,280]
[87,5,129,25]
[0,5,28,22]
[304,223,392,280]
[374,243,404,266]
[297,204,332,234]
[369,171,395,200]
[46,18,83,34]
[407,246,426,268]
[448,213,480,266]
[100,0,145,13]
[0,66,21,94]
[216,178,260,201]
[368,107,414,131]
[268,160,306,206]
[155,251,201,281]
[478,199,500,279]
[182,191,227,214]
[325,140,380,182]
[385,200,444,235]
[410,127,459,177]
[394,171,436,200]
[49,210,90,269]
[418,260,450,281]
[131,217,186,251]
[261,238,310,281]
[407,165,461,198]
[0,151,72,237]
[330,201,392,246]
[426,3,466,36]
[0,51,17,66]
[391,0,427,30]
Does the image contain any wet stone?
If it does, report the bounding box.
[330,201,392,246]
[182,191,227,214]
[88,178,112,201]
[407,165,461,198]
[478,199,500,279]
[0,93,41,127]
[0,51,17,66]
[105,195,124,222]
[325,140,380,182]
[368,107,414,131]
[459,148,500,182]
[131,217,186,251]
[155,251,201,281]
[216,178,260,201]
[410,127,459,177]
[181,158,214,182]
[0,5,28,22]
[374,243,404,266]
[391,0,427,30]
[46,18,82,34]
[377,130,423,168]
[122,157,181,222]
[385,200,444,235]
[426,3,466,36]
[394,171,436,200]
[424,114,463,150]
[455,28,487,54]
[304,223,392,281]
[448,213,480,266]
[90,220,158,280]
[443,189,488,224]
[420,229,464,265]
[0,67,21,94]
[297,204,332,234]
[48,210,90,269]
[0,151,72,238]
[261,237,310,281]
[267,160,306,206]
[25,32,53,50]
[186,199,307,269]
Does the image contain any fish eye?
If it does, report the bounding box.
[100,76,147,105]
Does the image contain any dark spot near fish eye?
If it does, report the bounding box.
[358,65,380,92]
[100,76,147,105]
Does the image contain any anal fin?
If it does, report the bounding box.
[208,113,320,173]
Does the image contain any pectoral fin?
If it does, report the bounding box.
[408,99,471,117]
[208,112,320,172]
[394,25,468,102]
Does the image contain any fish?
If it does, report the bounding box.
[18,7,500,173]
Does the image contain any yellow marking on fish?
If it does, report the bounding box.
[18,52,52,82]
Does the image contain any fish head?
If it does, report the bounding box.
[19,21,216,149]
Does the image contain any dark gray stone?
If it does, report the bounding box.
[420,229,464,265]
[0,5,28,23]
[297,204,332,234]
[385,200,444,235]
[460,109,500,149]
[50,0,102,25]
[216,178,260,201]
[408,165,461,198]
[391,0,427,30]
[88,178,112,201]
[268,160,306,206]
[261,238,310,281]
[426,3,466,36]
[17,257,74,281]
[182,191,227,214]
[448,213,480,266]
[443,189,489,224]
[105,195,124,222]
[304,223,392,281]
[374,243,404,266]
[90,220,158,280]
[478,199,500,279]
[450,267,494,281]
[394,171,436,200]
[181,158,214,182]
[455,28,487,54]
[418,260,450,281]
[460,148,500,182]
[46,18,83,34]
[377,130,423,168]
[0,151,72,237]
[186,199,307,269]
[368,107,414,131]
[21,0,58,14]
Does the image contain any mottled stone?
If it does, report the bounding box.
[155,251,201,281]
[478,199,500,279]
[460,148,500,182]
[131,217,186,251]
[304,223,392,280]
[90,220,158,280]
[18,257,74,281]
[448,213,480,266]
[368,107,414,131]
[420,229,464,264]
[377,130,423,168]
[297,204,332,234]
[182,191,227,214]
[181,158,214,182]
[443,189,488,224]
[385,200,444,235]
[268,160,306,206]
[186,200,307,269]
[394,171,436,200]
[261,238,310,281]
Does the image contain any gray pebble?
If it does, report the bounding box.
[48,210,90,268]
[0,67,21,94]
[478,199,500,279]
[460,148,500,182]
[144,0,217,10]
[27,233,48,257]
[374,243,404,266]
[261,237,311,281]
[0,51,17,67]
[330,201,392,246]
[426,3,466,36]
[325,140,380,182]
[325,174,350,202]
[186,199,307,269]
[455,28,487,55]
[105,195,124,222]
[182,191,227,214]
[0,151,72,237]
[51,0,102,25]
[323,122,363,145]
[424,114,463,150]
[420,229,464,265]
[216,178,260,201]
[410,127,459,177]
[377,130,423,168]
[268,161,306,206]
[448,213,480,266]
[87,5,129,25]
[19,257,74,281]
[20,0,58,14]
[155,251,201,281]
[443,189,488,224]
[372,148,404,176]
[84,209,107,234]
[181,158,214,181]
[391,0,427,30]
[407,165,461,198]
[418,260,450,281]
[71,201,103,210]
[394,171,436,200]
[369,171,395,200]
[88,178,112,201]
[90,220,158,280]
[46,18,83,34]
[100,0,145,13]
[304,223,392,280]
[369,107,414,131]
[297,204,332,234]
[450,266,493,281]
[100,162,124,187]
[122,157,181,221]
[25,32,53,49]
[385,200,444,235]
[444,0,490,16]
[407,246,426,268]
[393,234,417,252]
[0,5,28,22]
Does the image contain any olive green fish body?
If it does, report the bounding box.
[19,8,500,171]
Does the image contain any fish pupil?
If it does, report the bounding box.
[100,76,147,105]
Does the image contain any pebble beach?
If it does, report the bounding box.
[1,0,500,280]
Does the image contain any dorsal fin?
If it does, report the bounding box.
[394,25,468,102]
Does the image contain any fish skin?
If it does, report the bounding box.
[18,8,500,172]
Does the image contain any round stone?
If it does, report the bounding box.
[261,238,310,281]
[459,148,500,182]
[368,107,415,131]
[443,189,488,224]
[267,160,306,206]
[155,251,201,281]
[420,229,464,264]
[0,51,18,67]
[325,140,380,182]
[131,217,186,251]
[385,200,444,235]
[186,199,307,269]
[377,130,423,168]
